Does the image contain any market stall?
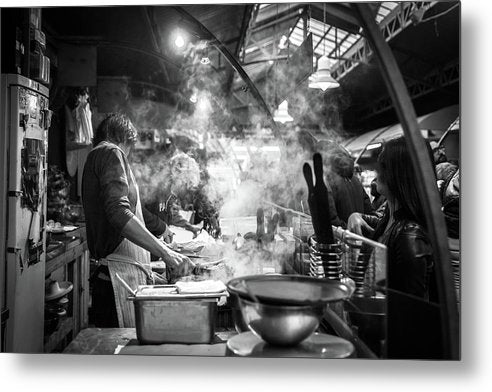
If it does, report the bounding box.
[0,2,460,359]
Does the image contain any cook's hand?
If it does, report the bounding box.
[160,247,195,277]
[347,213,374,236]
[189,225,202,239]
[162,231,174,244]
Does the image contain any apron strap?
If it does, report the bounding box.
[101,254,154,283]
[103,254,154,328]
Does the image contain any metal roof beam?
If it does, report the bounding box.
[235,5,255,57]
[391,44,441,68]
[313,25,333,52]
[332,2,438,80]
[226,5,255,96]
[253,3,303,27]
[246,18,298,51]
[250,8,302,35]
[142,6,170,84]
[354,60,459,121]
[309,3,361,35]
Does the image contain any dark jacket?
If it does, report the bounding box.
[371,194,386,211]
[327,153,373,223]
[144,190,195,232]
[362,208,435,300]
[361,208,441,358]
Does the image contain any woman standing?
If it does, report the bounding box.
[348,137,441,358]
[82,113,193,328]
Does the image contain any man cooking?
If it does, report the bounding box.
[82,113,194,328]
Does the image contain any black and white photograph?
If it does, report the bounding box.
[0,0,478,377]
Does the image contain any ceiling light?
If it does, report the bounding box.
[278,35,288,50]
[174,35,185,48]
[366,142,382,150]
[309,3,340,91]
[200,57,210,65]
[189,93,197,103]
[273,100,294,124]
[309,55,340,91]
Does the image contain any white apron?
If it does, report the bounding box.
[102,173,152,328]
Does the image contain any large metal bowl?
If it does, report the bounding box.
[236,296,325,346]
[227,275,351,346]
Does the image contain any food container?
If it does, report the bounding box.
[129,285,224,344]
[227,275,352,346]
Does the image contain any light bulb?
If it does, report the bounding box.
[175,35,185,48]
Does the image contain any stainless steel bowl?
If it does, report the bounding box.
[237,296,325,346]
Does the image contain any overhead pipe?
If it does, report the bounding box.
[173,6,281,139]
[353,4,459,359]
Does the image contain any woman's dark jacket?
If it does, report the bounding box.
[361,208,442,359]
[362,208,435,300]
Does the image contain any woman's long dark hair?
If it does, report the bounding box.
[377,137,434,226]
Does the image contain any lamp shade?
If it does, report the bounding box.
[273,100,294,123]
[309,55,340,91]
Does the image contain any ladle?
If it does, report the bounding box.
[115,273,137,297]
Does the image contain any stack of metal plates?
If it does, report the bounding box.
[308,240,342,280]
[451,260,460,302]
[347,248,369,296]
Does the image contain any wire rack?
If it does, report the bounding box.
[308,226,387,299]
[264,201,387,294]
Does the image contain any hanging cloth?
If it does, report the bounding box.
[73,95,93,145]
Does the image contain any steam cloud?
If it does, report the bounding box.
[100,35,353,273]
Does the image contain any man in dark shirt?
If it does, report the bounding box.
[325,144,374,224]
[82,113,193,327]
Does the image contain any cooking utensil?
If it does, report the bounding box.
[236,296,325,346]
[115,273,137,296]
[181,253,210,259]
[227,274,351,306]
[303,153,335,244]
[192,258,226,274]
[256,207,264,243]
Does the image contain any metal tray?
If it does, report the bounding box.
[129,285,223,344]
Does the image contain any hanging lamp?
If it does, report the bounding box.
[309,4,340,91]
[273,100,294,123]
[311,55,340,91]
[272,4,293,125]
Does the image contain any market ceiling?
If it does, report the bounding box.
[42,2,459,135]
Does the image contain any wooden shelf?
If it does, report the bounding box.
[45,241,88,275]
[44,226,90,352]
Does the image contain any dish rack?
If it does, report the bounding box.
[308,226,387,298]
[263,201,387,295]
